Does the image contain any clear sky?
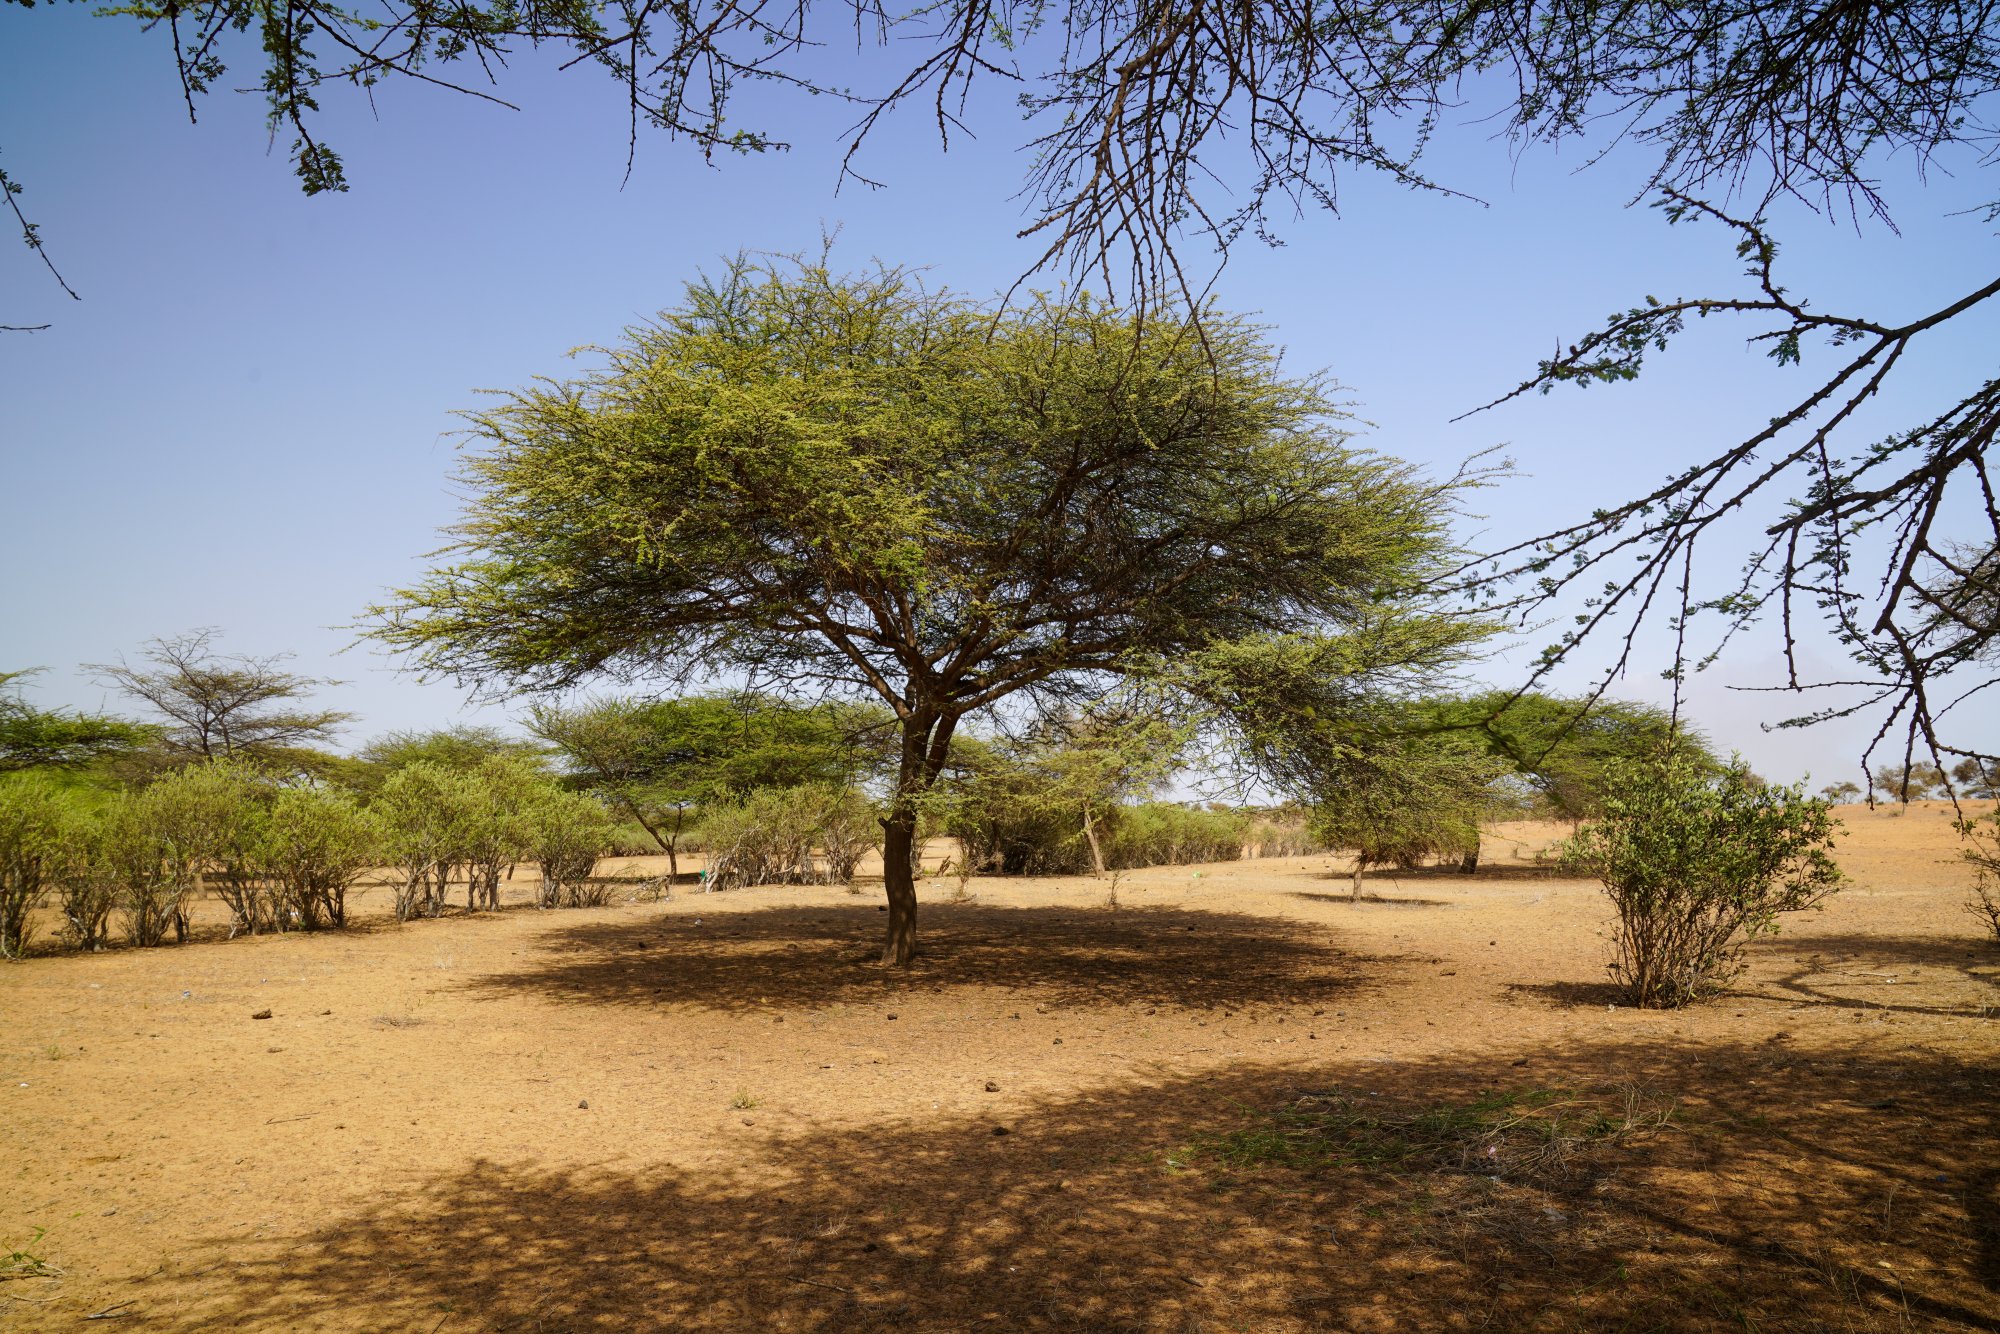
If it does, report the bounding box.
[3,8,1995,788]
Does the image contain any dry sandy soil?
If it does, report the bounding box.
[2,805,1996,1332]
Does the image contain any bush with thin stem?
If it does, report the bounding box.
[0,773,86,958]
[56,841,118,952]
[374,761,479,920]
[1563,754,1843,1008]
[528,788,614,908]
[264,786,379,929]
[102,763,268,946]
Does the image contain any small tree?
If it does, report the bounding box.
[529,693,894,887]
[459,758,543,910]
[1948,758,2000,801]
[1872,763,1946,803]
[1819,780,1864,804]
[1563,755,1843,1008]
[56,836,120,952]
[1307,733,1506,900]
[0,773,86,957]
[264,786,379,929]
[100,764,264,946]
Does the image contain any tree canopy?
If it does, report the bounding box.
[373,260,1471,961]
[0,669,154,774]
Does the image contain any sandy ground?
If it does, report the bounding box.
[1,804,1995,1332]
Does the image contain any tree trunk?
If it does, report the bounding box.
[1349,858,1366,902]
[881,809,920,965]
[1459,844,1480,875]
[876,706,960,966]
[1081,806,1107,878]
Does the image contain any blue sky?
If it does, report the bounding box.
[3,7,1995,787]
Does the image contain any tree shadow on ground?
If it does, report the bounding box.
[1505,979,1630,1008]
[1743,931,2000,1019]
[1330,863,1572,884]
[1507,933,2000,1018]
[160,1037,2000,1333]
[461,902,1406,1014]
[1287,890,1457,908]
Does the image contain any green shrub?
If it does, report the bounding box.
[264,786,379,929]
[101,762,269,945]
[1957,806,2000,945]
[695,784,879,888]
[0,773,87,958]
[1104,804,1249,869]
[1309,737,1503,897]
[1563,754,1843,1007]
[55,840,119,952]
[528,789,615,908]
[460,758,543,910]
[374,761,479,921]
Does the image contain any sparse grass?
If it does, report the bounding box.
[42,1043,62,1060]
[371,1014,425,1029]
[1,1228,58,1280]
[729,1089,761,1110]
[1180,1085,1674,1185]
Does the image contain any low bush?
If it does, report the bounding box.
[0,774,86,958]
[697,784,879,888]
[528,789,615,907]
[1105,804,1249,869]
[1563,754,1843,1007]
[265,786,379,929]
[101,764,268,946]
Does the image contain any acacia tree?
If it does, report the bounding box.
[88,630,350,768]
[373,260,1466,963]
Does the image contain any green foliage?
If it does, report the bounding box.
[1438,692,1714,820]
[527,788,615,908]
[0,772,89,957]
[1183,1086,1672,1185]
[529,692,894,878]
[372,761,482,921]
[1104,805,1250,870]
[0,669,154,774]
[936,707,1193,876]
[1818,780,1864,803]
[98,763,259,945]
[1949,758,2000,800]
[1873,762,1946,802]
[263,786,379,930]
[358,725,546,781]
[1563,755,1843,1008]
[459,758,545,911]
